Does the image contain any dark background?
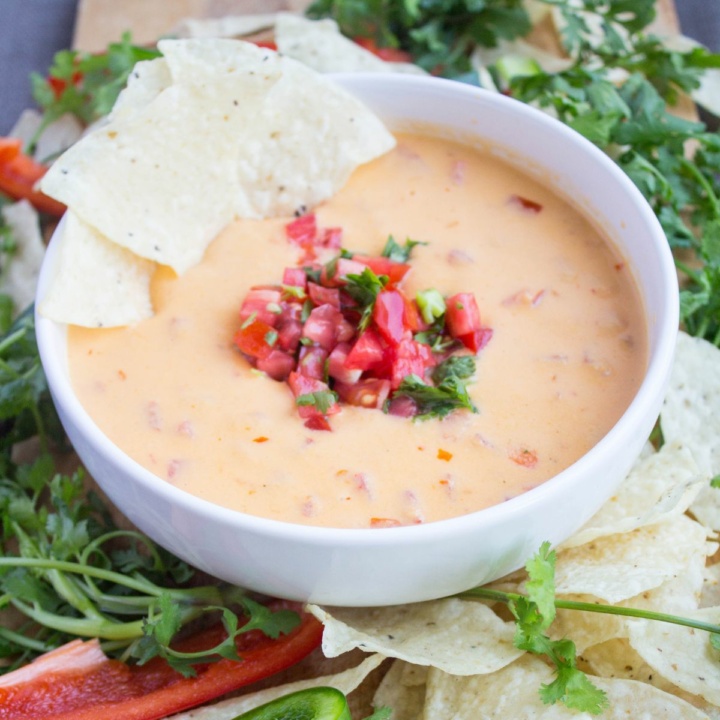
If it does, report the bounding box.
[0,0,718,135]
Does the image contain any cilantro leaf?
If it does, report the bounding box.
[296,390,338,414]
[506,544,609,714]
[29,32,161,152]
[381,235,426,262]
[393,355,477,420]
[344,267,388,331]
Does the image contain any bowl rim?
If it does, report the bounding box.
[36,72,680,546]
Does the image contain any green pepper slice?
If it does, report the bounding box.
[231,687,352,720]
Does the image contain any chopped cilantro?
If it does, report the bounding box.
[381,235,427,262]
[344,267,388,331]
[296,390,338,414]
[393,355,477,420]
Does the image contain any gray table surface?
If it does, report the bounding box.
[0,0,718,135]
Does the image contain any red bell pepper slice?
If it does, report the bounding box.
[0,601,322,720]
[0,137,66,217]
[352,37,413,63]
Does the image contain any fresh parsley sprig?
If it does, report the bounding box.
[29,32,161,152]
[393,355,477,420]
[0,311,299,675]
[462,542,720,714]
[306,0,532,78]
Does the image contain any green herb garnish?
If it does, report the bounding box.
[393,355,477,420]
[381,235,426,263]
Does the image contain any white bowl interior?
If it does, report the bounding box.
[36,74,678,606]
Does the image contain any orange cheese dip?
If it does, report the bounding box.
[68,134,648,528]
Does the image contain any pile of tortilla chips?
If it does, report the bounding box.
[164,332,720,719]
[38,38,394,328]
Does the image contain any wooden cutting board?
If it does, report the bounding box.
[72,0,680,51]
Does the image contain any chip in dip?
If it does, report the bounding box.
[63,126,647,528]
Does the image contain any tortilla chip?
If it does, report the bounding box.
[41,40,395,277]
[110,57,172,121]
[1,200,46,316]
[372,660,427,720]
[39,211,155,328]
[173,14,279,40]
[275,14,424,75]
[553,515,711,603]
[628,606,720,706]
[308,598,523,675]
[166,653,385,720]
[559,441,704,550]
[549,595,627,654]
[423,654,710,719]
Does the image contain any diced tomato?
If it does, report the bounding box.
[353,255,411,286]
[445,292,481,339]
[386,395,417,417]
[256,349,295,381]
[458,327,494,353]
[239,287,283,326]
[297,346,328,380]
[328,343,362,384]
[319,227,343,248]
[308,282,341,309]
[402,295,425,333]
[282,267,307,289]
[285,214,317,244]
[344,329,387,371]
[277,319,303,353]
[287,373,339,419]
[304,415,332,431]
[373,290,407,346]
[335,378,391,409]
[390,336,435,389]
[302,304,343,351]
[353,37,413,63]
[336,317,356,343]
[321,257,367,287]
[233,318,277,360]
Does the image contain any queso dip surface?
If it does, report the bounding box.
[68,134,647,528]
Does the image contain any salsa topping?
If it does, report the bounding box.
[233,214,493,430]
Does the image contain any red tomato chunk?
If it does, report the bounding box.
[232,215,493,429]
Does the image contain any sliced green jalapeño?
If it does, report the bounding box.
[231,687,352,720]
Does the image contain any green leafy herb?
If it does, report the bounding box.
[344,267,389,331]
[296,390,339,414]
[0,312,299,675]
[306,0,532,78]
[393,355,477,420]
[29,32,161,153]
[381,235,426,262]
[463,541,720,713]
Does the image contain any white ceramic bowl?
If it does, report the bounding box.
[36,74,678,607]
